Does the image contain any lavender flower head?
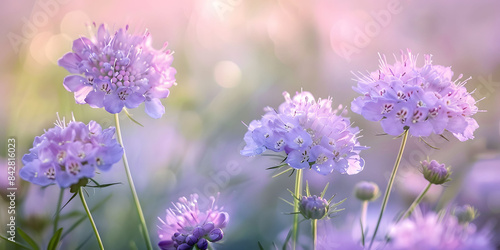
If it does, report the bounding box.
[58,23,177,118]
[19,115,123,188]
[158,194,229,250]
[351,50,479,141]
[422,160,451,185]
[388,208,494,250]
[299,195,330,220]
[241,91,366,175]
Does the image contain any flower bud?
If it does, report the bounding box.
[172,233,186,244]
[185,234,198,246]
[158,240,176,250]
[354,181,379,201]
[214,212,229,228]
[299,195,329,220]
[422,160,451,185]
[202,222,215,233]
[197,238,208,250]
[208,228,224,242]
[192,226,205,239]
[454,205,478,224]
[177,243,192,250]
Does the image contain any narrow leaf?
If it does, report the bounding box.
[47,228,63,250]
[124,108,144,127]
[0,234,31,249]
[86,182,122,188]
[60,192,79,212]
[282,227,293,250]
[279,197,294,207]
[272,168,292,178]
[17,227,40,250]
[62,194,112,239]
[258,241,265,250]
[320,183,330,199]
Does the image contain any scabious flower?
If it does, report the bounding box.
[351,50,479,141]
[58,23,177,118]
[241,91,366,175]
[158,194,229,250]
[299,195,330,220]
[388,208,494,250]
[421,160,452,185]
[19,115,123,188]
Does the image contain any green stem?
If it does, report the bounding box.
[53,188,64,234]
[399,182,432,222]
[311,219,317,250]
[114,114,152,250]
[368,129,409,249]
[79,187,104,250]
[292,169,303,250]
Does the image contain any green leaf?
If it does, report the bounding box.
[266,163,288,170]
[62,194,112,239]
[282,226,293,250]
[86,182,122,188]
[60,192,79,212]
[17,227,40,250]
[0,234,31,249]
[320,182,330,199]
[47,228,63,250]
[124,108,144,127]
[75,233,93,250]
[272,167,292,178]
[258,241,265,250]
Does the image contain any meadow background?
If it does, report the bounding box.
[1,0,499,249]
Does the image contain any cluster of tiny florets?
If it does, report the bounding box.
[241,91,366,175]
[58,23,177,118]
[158,194,229,250]
[20,115,123,188]
[351,50,479,141]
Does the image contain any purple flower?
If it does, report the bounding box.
[58,23,177,118]
[388,208,494,250]
[241,91,366,175]
[299,195,330,220]
[158,194,229,250]
[19,115,123,188]
[351,50,479,141]
[422,160,452,185]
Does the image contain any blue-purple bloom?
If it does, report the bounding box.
[58,23,177,118]
[422,160,452,185]
[241,91,366,175]
[299,195,330,220]
[19,115,123,188]
[158,194,229,250]
[351,50,479,141]
[388,208,494,250]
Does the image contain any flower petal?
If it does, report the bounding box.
[103,93,124,114]
[144,98,165,119]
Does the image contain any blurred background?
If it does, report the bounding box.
[1,0,499,249]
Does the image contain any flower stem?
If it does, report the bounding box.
[360,200,368,234]
[53,188,64,234]
[368,129,409,249]
[79,187,104,250]
[292,169,303,250]
[311,219,317,250]
[114,113,152,250]
[399,182,432,222]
